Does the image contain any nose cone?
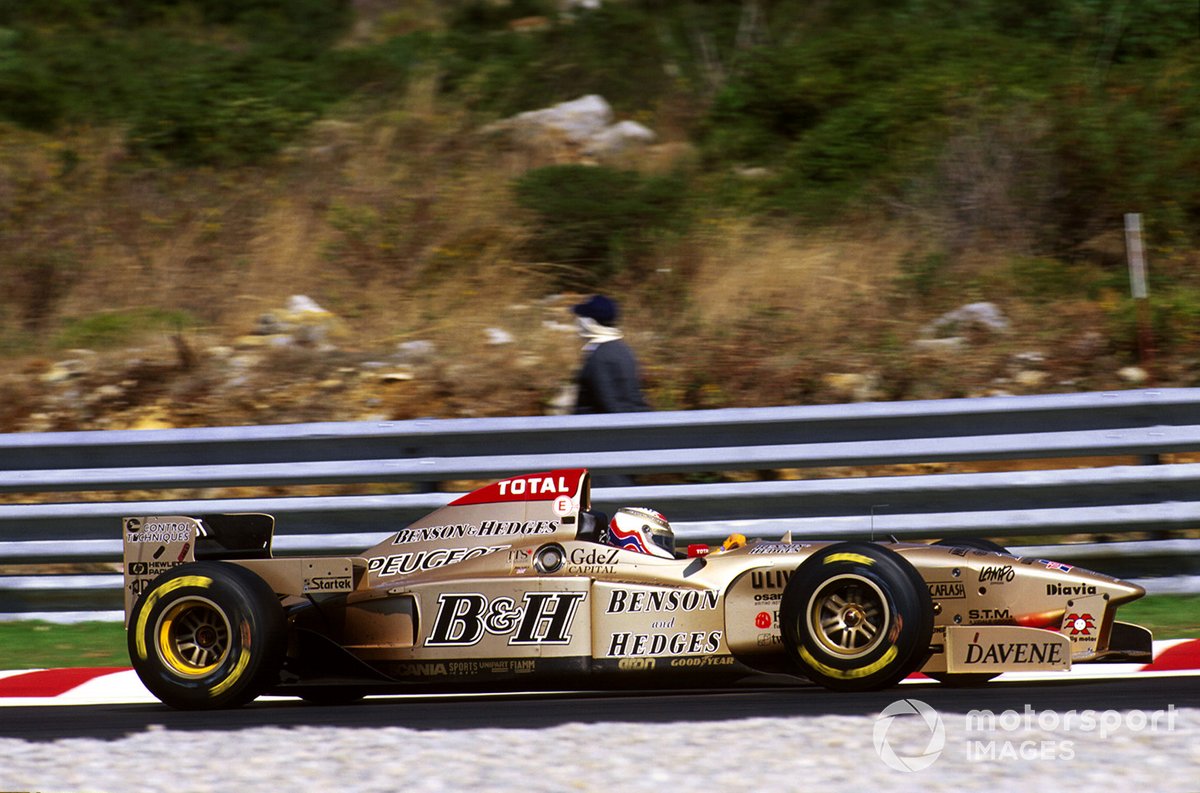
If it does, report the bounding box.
[1050,563,1146,606]
[1105,578,1146,606]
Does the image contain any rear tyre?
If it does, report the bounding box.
[128,561,286,710]
[779,542,933,692]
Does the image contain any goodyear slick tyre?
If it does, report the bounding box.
[779,542,933,692]
[128,561,286,710]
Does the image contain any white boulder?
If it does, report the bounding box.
[486,95,657,161]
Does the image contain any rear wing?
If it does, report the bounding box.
[121,514,275,624]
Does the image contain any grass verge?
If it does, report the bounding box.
[0,595,1198,671]
[1115,595,1200,641]
[0,621,127,671]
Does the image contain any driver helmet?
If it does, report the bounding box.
[606,507,675,559]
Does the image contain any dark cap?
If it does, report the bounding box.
[572,294,619,326]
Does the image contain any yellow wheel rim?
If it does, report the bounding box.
[155,597,231,677]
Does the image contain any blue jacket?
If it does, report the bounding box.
[574,339,650,414]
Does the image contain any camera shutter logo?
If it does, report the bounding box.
[874,698,945,772]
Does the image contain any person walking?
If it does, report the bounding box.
[571,294,650,415]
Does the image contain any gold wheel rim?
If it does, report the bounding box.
[806,574,889,660]
[155,597,231,677]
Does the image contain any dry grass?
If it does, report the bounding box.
[685,218,905,337]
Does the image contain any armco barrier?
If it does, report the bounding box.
[2,388,1199,620]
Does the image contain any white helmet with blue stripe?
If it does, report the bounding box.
[606,507,674,559]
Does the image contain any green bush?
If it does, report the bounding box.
[1047,50,1200,251]
[696,0,1199,241]
[0,26,62,128]
[125,48,327,165]
[0,0,356,164]
[1106,283,1200,358]
[444,0,556,33]
[437,2,717,119]
[513,165,689,284]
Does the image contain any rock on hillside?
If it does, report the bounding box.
[1,296,582,433]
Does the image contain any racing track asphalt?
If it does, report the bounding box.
[5,676,1200,742]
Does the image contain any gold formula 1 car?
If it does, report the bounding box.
[121,469,1152,709]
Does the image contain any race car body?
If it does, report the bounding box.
[121,469,1152,709]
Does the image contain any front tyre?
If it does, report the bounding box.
[128,561,286,710]
[779,543,933,692]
